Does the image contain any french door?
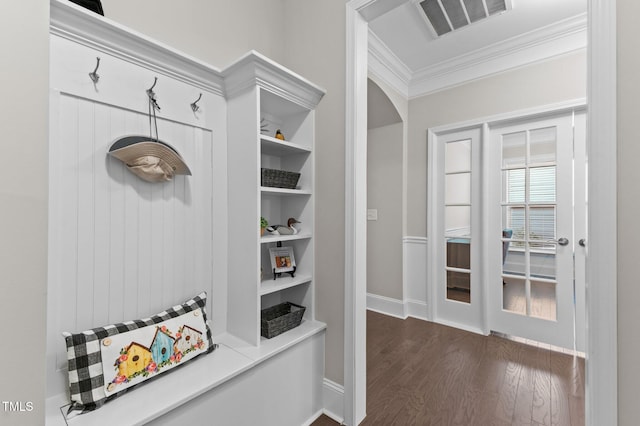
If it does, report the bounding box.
[429,108,586,350]
[487,111,585,350]
[428,127,484,332]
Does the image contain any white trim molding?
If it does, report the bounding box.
[366,294,429,322]
[366,10,587,100]
[322,378,345,424]
[368,29,411,98]
[366,236,429,321]
[367,293,406,319]
[50,0,225,95]
[403,237,428,320]
[345,2,369,425]
[586,0,617,425]
[409,13,587,98]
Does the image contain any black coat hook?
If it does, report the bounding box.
[191,93,202,112]
[89,57,100,83]
[146,77,160,110]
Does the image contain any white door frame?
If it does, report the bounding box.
[427,126,485,334]
[345,1,617,426]
[427,102,585,337]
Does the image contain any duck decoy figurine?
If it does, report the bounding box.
[266,218,300,235]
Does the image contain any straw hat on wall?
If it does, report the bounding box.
[109,136,191,183]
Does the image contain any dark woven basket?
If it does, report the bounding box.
[261,302,306,339]
[261,168,301,189]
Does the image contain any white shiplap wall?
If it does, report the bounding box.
[46,89,218,396]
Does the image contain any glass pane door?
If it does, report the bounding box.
[445,139,472,303]
[489,112,575,350]
[501,127,558,320]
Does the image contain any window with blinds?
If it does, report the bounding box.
[505,161,556,249]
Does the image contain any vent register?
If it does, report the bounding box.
[418,0,510,36]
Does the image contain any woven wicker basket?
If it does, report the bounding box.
[260,302,306,339]
[261,168,301,189]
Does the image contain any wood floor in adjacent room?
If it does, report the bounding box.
[313,310,584,426]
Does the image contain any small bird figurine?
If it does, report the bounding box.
[266,218,300,235]
[275,129,285,141]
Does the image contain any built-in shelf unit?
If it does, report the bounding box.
[46,1,327,424]
[225,52,325,347]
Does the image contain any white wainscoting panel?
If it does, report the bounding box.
[403,237,428,320]
[366,237,429,320]
[46,91,217,398]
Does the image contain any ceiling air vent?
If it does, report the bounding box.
[418,0,511,37]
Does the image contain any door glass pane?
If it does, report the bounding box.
[447,238,470,269]
[529,127,556,164]
[445,173,471,204]
[528,206,556,246]
[529,166,556,203]
[447,271,471,303]
[502,246,525,277]
[502,206,525,247]
[502,277,526,315]
[504,169,525,203]
[445,139,471,173]
[531,280,556,321]
[502,131,526,167]
[530,244,556,281]
[445,206,470,238]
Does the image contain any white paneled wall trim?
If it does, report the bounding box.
[47,1,325,424]
[321,379,346,424]
[367,236,429,320]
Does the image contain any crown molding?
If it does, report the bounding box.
[221,50,326,110]
[408,13,587,98]
[366,12,587,101]
[368,29,411,98]
[349,0,409,21]
[50,0,225,96]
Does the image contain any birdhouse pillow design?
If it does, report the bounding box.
[62,292,217,415]
[102,309,208,396]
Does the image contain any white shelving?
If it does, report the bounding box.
[225,52,325,347]
[47,4,328,423]
[260,274,313,296]
[261,186,312,195]
[260,233,312,244]
[260,135,312,156]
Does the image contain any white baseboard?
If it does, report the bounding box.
[303,410,326,426]
[366,293,429,321]
[366,293,406,319]
[322,378,344,424]
[406,299,428,320]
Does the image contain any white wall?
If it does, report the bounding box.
[281,0,348,385]
[617,1,640,423]
[367,122,403,300]
[407,50,587,236]
[0,3,49,425]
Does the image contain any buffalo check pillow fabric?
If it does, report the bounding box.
[63,292,217,415]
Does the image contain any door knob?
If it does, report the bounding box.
[546,237,569,246]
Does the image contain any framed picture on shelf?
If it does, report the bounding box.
[269,246,296,279]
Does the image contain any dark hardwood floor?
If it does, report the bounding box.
[312,310,584,426]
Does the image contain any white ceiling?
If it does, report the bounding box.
[367,0,587,98]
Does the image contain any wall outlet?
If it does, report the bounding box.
[367,209,378,221]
